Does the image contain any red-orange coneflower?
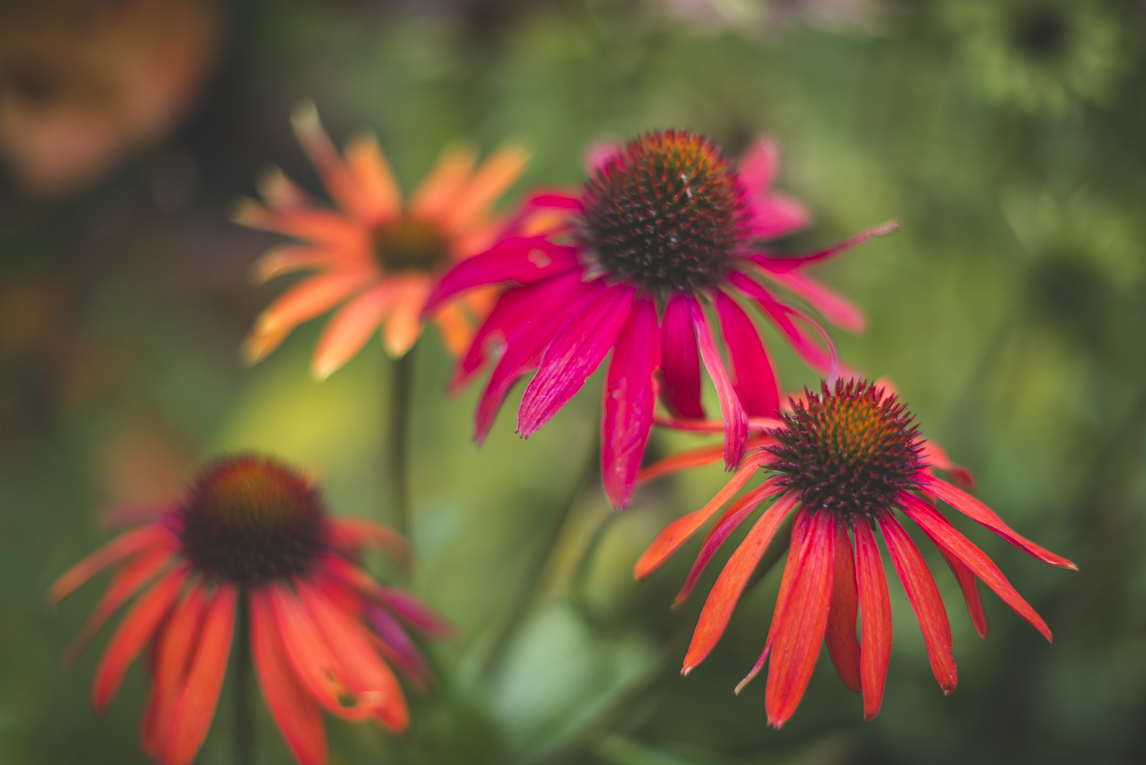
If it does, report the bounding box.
[51,454,448,765]
[636,379,1075,727]
[235,103,529,377]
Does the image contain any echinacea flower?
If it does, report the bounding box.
[235,103,529,377]
[51,454,449,765]
[424,130,893,508]
[635,379,1075,727]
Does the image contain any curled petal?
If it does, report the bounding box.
[715,290,780,417]
[687,296,748,469]
[750,220,899,274]
[763,269,865,334]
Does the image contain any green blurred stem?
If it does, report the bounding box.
[388,344,417,540]
[234,590,254,765]
[479,438,600,682]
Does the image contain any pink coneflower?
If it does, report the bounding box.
[424,130,893,508]
[635,379,1075,727]
[235,102,529,377]
[51,455,449,765]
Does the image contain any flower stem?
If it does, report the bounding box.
[388,344,417,539]
[234,590,254,765]
[479,437,600,682]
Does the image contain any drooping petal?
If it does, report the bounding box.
[879,513,957,694]
[714,290,780,417]
[291,102,373,223]
[687,296,748,469]
[163,585,237,765]
[92,566,187,713]
[312,282,399,379]
[683,494,799,674]
[923,476,1076,570]
[634,452,770,579]
[344,133,401,226]
[727,272,837,377]
[383,277,432,357]
[853,519,892,720]
[142,585,209,757]
[423,238,579,315]
[251,589,328,765]
[66,547,174,666]
[935,542,989,639]
[674,480,785,606]
[918,440,974,490]
[374,587,453,637]
[750,220,899,274]
[329,518,410,564]
[900,492,1051,641]
[765,510,835,728]
[825,518,861,693]
[659,293,704,419]
[518,283,636,438]
[763,269,865,334]
[365,603,430,680]
[50,523,174,604]
[444,145,531,234]
[601,296,659,509]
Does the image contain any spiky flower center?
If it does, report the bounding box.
[373,216,451,273]
[178,455,328,585]
[766,380,923,519]
[574,130,749,294]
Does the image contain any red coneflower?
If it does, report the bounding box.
[635,379,1075,727]
[235,102,529,377]
[51,455,449,765]
[424,130,893,508]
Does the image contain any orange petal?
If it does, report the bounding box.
[257,166,313,210]
[92,566,187,713]
[312,282,399,379]
[291,101,373,223]
[383,278,431,357]
[252,244,340,285]
[344,133,401,225]
[252,589,329,765]
[410,144,477,222]
[231,198,366,248]
[142,586,209,756]
[443,144,531,233]
[433,302,474,357]
[163,585,237,765]
[50,523,173,604]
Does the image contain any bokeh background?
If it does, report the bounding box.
[3,0,1146,763]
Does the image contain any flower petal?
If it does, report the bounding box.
[601,296,659,509]
[92,565,187,713]
[659,293,704,419]
[854,519,892,720]
[900,492,1051,641]
[687,296,748,469]
[923,476,1075,570]
[444,144,531,233]
[935,541,989,639]
[737,137,780,192]
[142,585,209,757]
[252,589,328,765]
[291,102,373,223]
[518,283,636,438]
[727,272,837,377]
[410,143,478,222]
[750,220,899,274]
[638,443,726,484]
[163,584,237,765]
[433,303,474,357]
[880,513,957,694]
[825,518,861,693]
[344,132,401,225]
[231,198,366,248]
[384,277,432,357]
[764,269,865,334]
[329,518,410,564]
[683,493,799,674]
[252,244,339,285]
[50,523,173,604]
[312,282,399,379]
[765,510,835,728]
[365,603,430,680]
[747,194,811,240]
[715,290,780,417]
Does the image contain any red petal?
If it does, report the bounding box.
[854,520,892,720]
[634,452,769,579]
[924,476,1076,570]
[659,293,704,419]
[900,492,1051,642]
[683,494,798,674]
[252,589,329,765]
[518,283,636,438]
[765,510,835,728]
[749,220,898,274]
[687,296,748,470]
[142,585,209,756]
[601,296,659,508]
[880,514,957,694]
[50,523,173,604]
[715,290,780,417]
[825,518,861,693]
[163,584,237,765]
[329,518,410,565]
[935,544,989,640]
[423,237,578,314]
[92,565,187,713]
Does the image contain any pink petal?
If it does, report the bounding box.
[737,137,781,192]
[658,292,705,419]
[714,290,780,417]
[518,283,636,438]
[365,603,429,680]
[601,296,659,509]
[746,193,812,240]
[687,296,748,469]
[763,269,865,334]
[750,220,899,274]
[727,271,837,377]
[584,139,622,174]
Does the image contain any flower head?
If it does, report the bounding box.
[51,454,449,765]
[635,379,1075,727]
[235,102,529,377]
[425,130,894,508]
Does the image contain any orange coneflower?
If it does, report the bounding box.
[235,102,529,377]
[51,454,449,765]
[636,379,1075,727]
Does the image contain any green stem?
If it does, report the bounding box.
[234,590,253,765]
[478,438,600,682]
[388,344,417,539]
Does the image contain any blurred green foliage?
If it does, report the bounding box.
[2,1,1146,764]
